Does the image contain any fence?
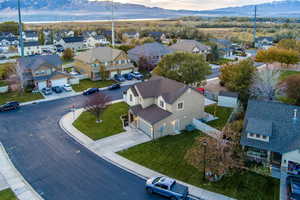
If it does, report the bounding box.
[192,118,221,139]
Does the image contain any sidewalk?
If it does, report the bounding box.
[60,103,235,200]
[0,143,42,200]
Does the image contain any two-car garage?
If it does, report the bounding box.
[137,119,153,138]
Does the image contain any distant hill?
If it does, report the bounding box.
[1,0,300,23]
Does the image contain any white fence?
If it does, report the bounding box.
[192,118,221,139]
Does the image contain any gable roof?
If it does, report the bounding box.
[128,42,173,59]
[23,41,40,47]
[219,91,239,98]
[74,47,123,63]
[170,40,210,53]
[148,32,164,39]
[256,37,274,42]
[17,55,62,71]
[24,31,38,37]
[241,100,300,153]
[62,37,84,43]
[134,76,190,104]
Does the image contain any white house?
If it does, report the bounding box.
[86,35,109,48]
[19,42,42,56]
[122,32,140,40]
[23,31,38,42]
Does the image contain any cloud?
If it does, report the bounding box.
[89,0,284,10]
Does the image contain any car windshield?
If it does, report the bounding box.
[152,177,161,184]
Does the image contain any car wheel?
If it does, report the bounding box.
[146,187,153,194]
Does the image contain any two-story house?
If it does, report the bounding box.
[124,76,205,139]
[241,100,300,175]
[255,37,274,49]
[148,32,166,42]
[17,55,69,90]
[73,47,136,80]
[122,32,140,40]
[170,40,211,58]
[56,37,86,51]
[23,31,38,42]
[19,41,42,56]
[85,35,109,48]
[128,42,173,66]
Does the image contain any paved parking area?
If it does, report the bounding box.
[41,90,78,99]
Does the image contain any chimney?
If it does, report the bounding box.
[294,109,298,121]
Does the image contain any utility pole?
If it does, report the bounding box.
[18,0,24,57]
[253,5,257,48]
[111,0,115,48]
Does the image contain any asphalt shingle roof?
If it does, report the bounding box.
[245,118,273,137]
[74,47,123,63]
[219,91,239,98]
[170,40,210,53]
[17,55,62,71]
[23,41,40,47]
[241,100,300,153]
[62,37,84,43]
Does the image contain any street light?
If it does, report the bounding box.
[203,141,208,181]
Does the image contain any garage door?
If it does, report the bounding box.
[51,78,68,87]
[120,69,133,75]
[38,81,47,90]
[138,119,152,137]
[110,71,118,79]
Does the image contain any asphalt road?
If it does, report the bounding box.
[0,86,174,200]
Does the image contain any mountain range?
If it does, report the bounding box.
[0,0,300,23]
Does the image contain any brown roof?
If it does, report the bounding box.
[169,39,211,53]
[134,76,189,104]
[130,104,172,125]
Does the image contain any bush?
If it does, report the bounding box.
[285,74,300,105]
[0,80,7,87]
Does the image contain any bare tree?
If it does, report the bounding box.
[83,92,111,123]
[250,68,281,101]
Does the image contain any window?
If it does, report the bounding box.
[262,135,267,140]
[129,94,133,102]
[255,134,260,138]
[250,133,255,137]
[177,102,184,110]
[159,100,164,108]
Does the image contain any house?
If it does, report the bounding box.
[0,36,18,47]
[169,39,211,57]
[218,91,239,108]
[56,37,86,51]
[16,55,69,90]
[19,41,42,56]
[124,76,205,139]
[128,42,173,66]
[241,100,300,175]
[0,32,15,38]
[122,32,140,40]
[85,35,109,48]
[23,31,38,42]
[148,32,166,42]
[82,30,97,38]
[255,37,274,49]
[73,47,136,80]
[209,38,233,57]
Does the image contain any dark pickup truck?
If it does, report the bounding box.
[145,176,189,200]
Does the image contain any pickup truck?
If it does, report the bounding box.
[146,176,189,200]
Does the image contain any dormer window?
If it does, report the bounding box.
[177,102,184,110]
[160,100,164,108]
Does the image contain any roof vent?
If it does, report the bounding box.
[294,109,298,121]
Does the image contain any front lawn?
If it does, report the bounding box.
[118,131,279,200]
[205,105,233,130]
[73,102,129,140]
[0,189,17,200]
[72,79,116,92]
[0,91,43,105]
[279,70,300,81]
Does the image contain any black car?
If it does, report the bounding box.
[123,73,133,81]
[0,102,20,112]
[83,88,99,95]
[108,83,121,90]
[287,176,300,200]
[52,86,63,93]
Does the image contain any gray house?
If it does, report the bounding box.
[241,100,300,175]
[128,42,173,66]
[56,37,86,51]
[124,76,205,139]
[169,39,211,56]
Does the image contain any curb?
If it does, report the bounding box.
[0,143,43,200]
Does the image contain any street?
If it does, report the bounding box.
[0,86,172,200]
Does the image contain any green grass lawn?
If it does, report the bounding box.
[118,131,279,200]
[279,70,300,81]
[0,91,43,105]
[73,102,129,140]
[210,58,234,65]
[72,79,116,92]
[0,189,17,200]
[205,105,233,130]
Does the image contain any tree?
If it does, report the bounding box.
[219,59,256,103]
[83,92,111,123]
[250,68,281,101]
[285,74,300,105]
[0,21,22,35]
[62,48,74,61]
[138,57,154,72]
[38,31,45,45]
[185,120,245,180]
[276,39,300,52]
[207,44,219,62]
[153,52,211,86]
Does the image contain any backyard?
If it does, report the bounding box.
[205,105,233,130]
[0,189,17,200]
[118,131,279,200]
[73,102,129,140]
[0,91,43,105]
[72,79,116,92]
[279,70,300,81]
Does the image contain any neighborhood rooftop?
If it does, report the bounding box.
[170,39,210,52]
[17,55,62,70]
[74,47,123,63]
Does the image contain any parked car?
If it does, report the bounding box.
[145,176,189,200]
[108,83,121,90]
[63,84,72,92]
[123,73,133,81]
[114,74,126,82]
[42,87,53,95]
[52,86,63,94]
[0,102,20,112]
[130,72,144,80]
[83,88,99,96]
[287,176,300,200]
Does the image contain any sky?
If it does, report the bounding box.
[90,0,283,10]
